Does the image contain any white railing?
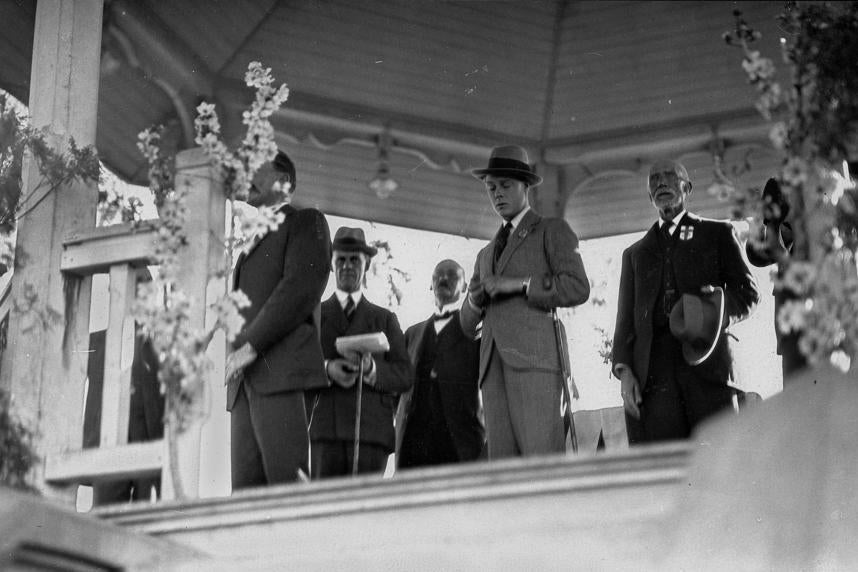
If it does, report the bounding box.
[42,148,227,500]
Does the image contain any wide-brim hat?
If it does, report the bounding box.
[669,286,725,366]
[332,226,377,257]
[745,178,794,267]
[471,145,543,187]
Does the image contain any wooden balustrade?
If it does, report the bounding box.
[42,148,227,502]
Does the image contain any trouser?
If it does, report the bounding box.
[310,440,389,478]
[482,348,565,460]
[230,381,309,490]
[626,331,737,444]
[398,409,459,469]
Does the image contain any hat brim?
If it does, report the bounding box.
[332,240,378,257]
[471,168,542,187]
[745,222,794,268]
[681,287,725,366]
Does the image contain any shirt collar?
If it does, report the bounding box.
[507,206,530,231]
[659,210,686,231]
[435,300,460,317]
[335,289,363,308]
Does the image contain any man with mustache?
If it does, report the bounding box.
[612,159,760,443]
[460,145,590,459]
[395,259,485,469]
[309,227,413,478]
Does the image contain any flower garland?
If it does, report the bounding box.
[725,4,858,370]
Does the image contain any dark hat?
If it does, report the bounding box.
[272,151,296,191]
[332,227,377,257]
[745,178,794,267]
[669,286,725,366]
[471,145,543,187]
[760,178,789,225]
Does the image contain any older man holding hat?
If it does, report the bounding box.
[612,159,760,444]
[460,145,590,460]
[308,227,413,478]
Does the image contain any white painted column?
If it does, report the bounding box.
[0,0,104,496]
[161,148,229,499]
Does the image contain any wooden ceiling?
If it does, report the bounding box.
[0,0,788,239]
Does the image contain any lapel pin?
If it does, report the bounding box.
[680,225,694,241]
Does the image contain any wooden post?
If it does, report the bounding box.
[160,148,228,500]
[532,163,561,218]
[0,0,104,497]
[99,264,137,447]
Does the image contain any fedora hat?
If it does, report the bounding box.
[669,286,725,366]
[332,227,377,257]
[745,178,794,267]
[471,145,543,186]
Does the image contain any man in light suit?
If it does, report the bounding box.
[612,159,760,444]
[225,151,332,489]
[309,227,413,478]
[395,259,485,470]
[460,145,590,460]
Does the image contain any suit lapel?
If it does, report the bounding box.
[497,210,540,274]
[408,319,430,365]
[346,295,368,335]
[673,213,699,264]
[639,223,663,313]
[326,293,350,335]
[232,251,245,290]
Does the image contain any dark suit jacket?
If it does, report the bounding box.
[394,313,484,465]
[309,294,413,452]
[612,213,760,389]
[227,204,331,410]
[460,209,590,383]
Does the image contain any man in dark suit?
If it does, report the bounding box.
[460,145,590,460]
[612,159,760,444]
[225,151,332,490]
[395,259,485,470]
[309,227,413,478]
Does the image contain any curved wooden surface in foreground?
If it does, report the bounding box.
[97,442,690,570]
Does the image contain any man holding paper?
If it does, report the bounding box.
[308,227,413,478]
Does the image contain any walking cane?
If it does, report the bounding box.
[352,352,367,476]
[336,332,389,476]
[553,310,579,454]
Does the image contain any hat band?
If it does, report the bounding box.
[485,157,533,173]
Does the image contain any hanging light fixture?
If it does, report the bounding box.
[368,129,399,199]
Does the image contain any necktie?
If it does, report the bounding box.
[344,295,355,321]
[494,222,513,262]
[661,221,674,241]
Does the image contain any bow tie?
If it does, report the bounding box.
[434,310,455,321]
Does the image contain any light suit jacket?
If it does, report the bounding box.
[459,209,590,384]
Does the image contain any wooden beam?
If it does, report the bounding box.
[61,222,159,275]
[544,108,769,166]
[99,264,137,448]
[215,79,526,157]
[0,0,104,499]
[44,440,163,485]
